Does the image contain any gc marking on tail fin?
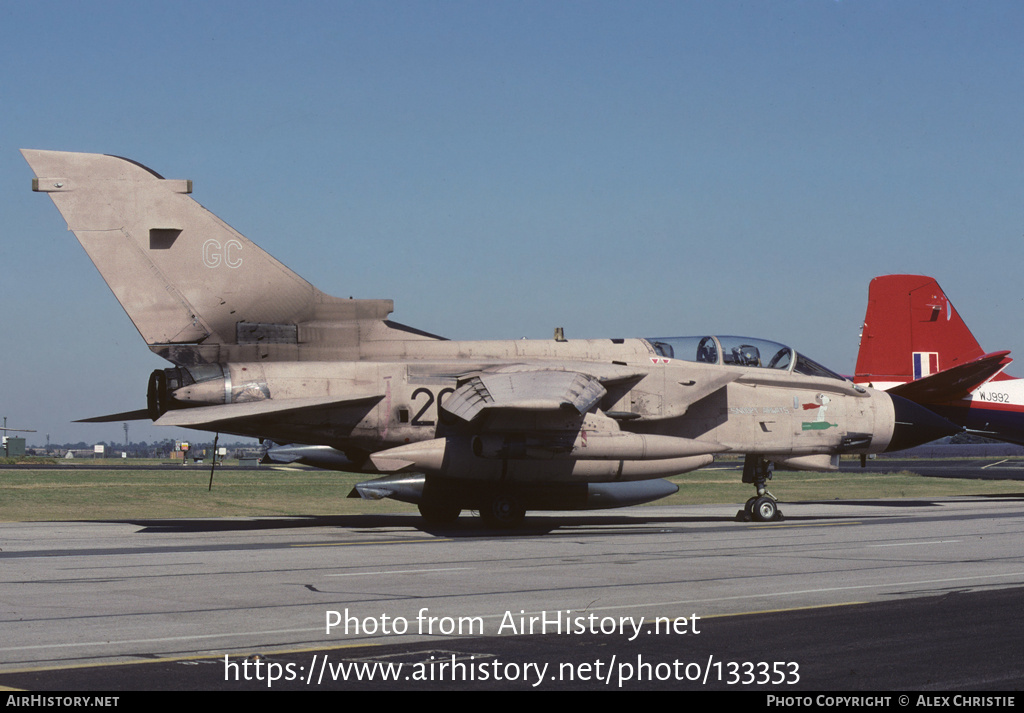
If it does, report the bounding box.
[202,239,243,268]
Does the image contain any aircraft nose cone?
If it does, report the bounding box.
[884,394,962,452]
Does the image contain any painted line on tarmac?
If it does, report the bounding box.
[869,540,962,547]
[0,642,377,676]
[0,626,326,655]
[291,538,446,547]
[749,521,861,530]
[325,567,472,577]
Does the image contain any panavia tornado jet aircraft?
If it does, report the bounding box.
[22,150,958,526]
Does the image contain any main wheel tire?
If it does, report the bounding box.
[479,493,526,528]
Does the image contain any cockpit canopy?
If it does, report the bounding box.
[645,335,847,381]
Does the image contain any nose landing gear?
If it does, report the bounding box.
[738,455,783,522]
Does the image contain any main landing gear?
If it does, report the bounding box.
[478,492,526,529]
[416,488,526,529]
[738,455,783,522]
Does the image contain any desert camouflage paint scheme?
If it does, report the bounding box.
[23,151,957,525]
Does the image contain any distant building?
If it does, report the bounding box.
[3,437,26,458]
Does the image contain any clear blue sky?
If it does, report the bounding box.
[2,1,1023,446]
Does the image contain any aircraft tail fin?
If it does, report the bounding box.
[22,150,414,365]
[855,275,988,387]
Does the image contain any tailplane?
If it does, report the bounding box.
[23,150,436,365]
[886,350,1011,403]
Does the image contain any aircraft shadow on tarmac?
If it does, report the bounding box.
[99,495,1024,537]
[110,513,719,536]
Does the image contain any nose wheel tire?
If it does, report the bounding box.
[751,495,778,522]
[739,495,783,522]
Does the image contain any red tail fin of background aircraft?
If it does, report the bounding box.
[855,275,1011,402]
[856,275,987,384]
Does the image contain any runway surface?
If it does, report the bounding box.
[2,493,1024,690]
[847,455,1024,480]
